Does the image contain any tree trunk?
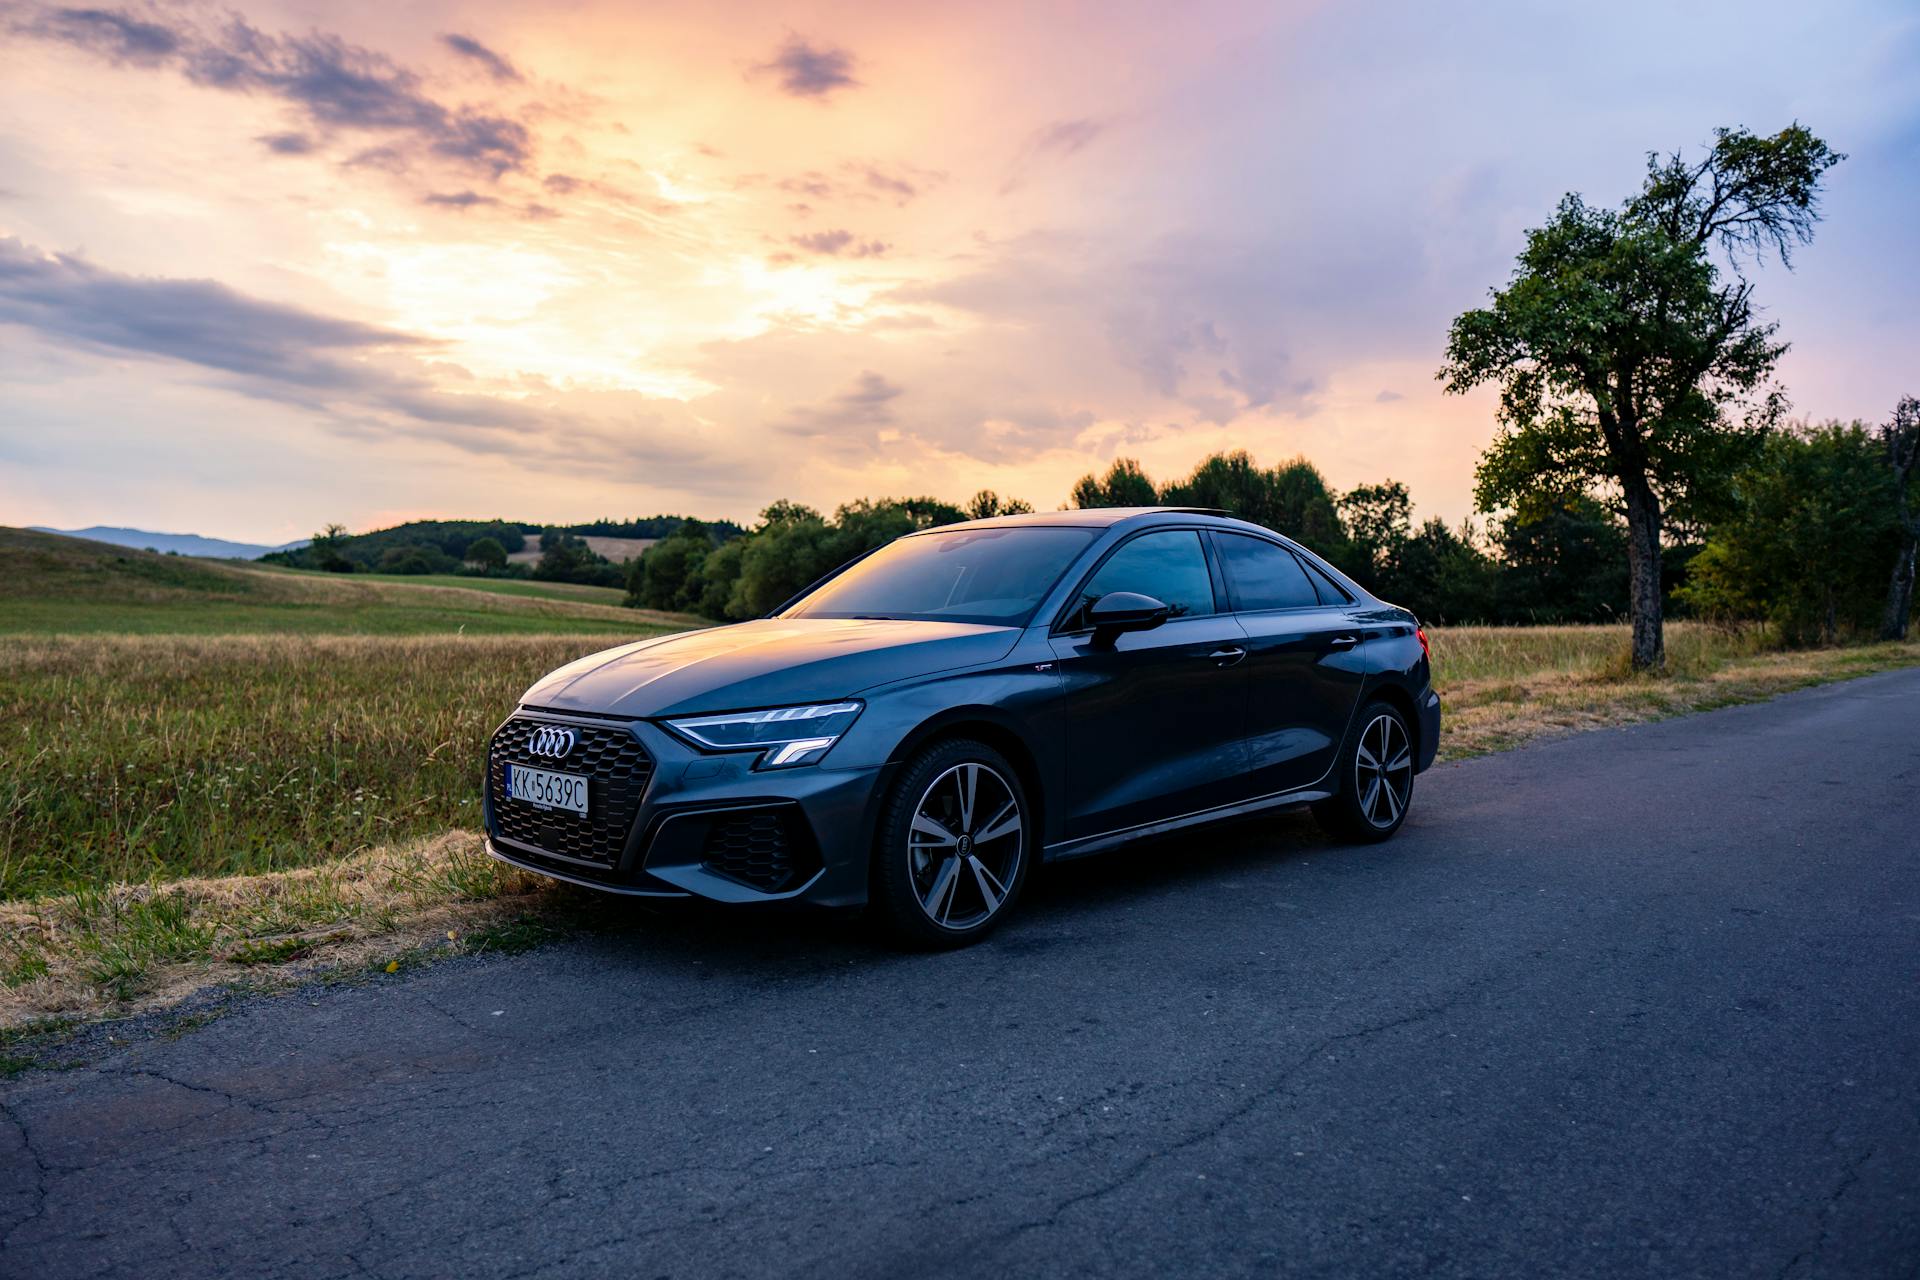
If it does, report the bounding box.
[1623,480,1665,670]
[1885,525,1916,641]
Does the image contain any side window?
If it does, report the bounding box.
[1298,556,1353,605]
[1070,531,1216,627]
[1213,533,1319,611]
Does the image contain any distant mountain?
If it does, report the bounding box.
[29,526,306,560]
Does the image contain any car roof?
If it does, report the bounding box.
[907,506,1232,532]
[898,506,1378,603]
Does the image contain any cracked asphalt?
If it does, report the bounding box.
[4,668,1918,1279]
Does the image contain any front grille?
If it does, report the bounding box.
[701,809,801,892]
[488,717,653,865]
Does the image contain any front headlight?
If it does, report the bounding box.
[664,701,863,769]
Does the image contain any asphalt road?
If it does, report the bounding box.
[5,670,1919,1279]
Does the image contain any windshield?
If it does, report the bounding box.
[780,526,1098,626]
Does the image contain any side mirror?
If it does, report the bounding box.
[1086,591,1170,648]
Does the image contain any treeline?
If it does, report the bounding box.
[626,410,1918,641]
[263,514,741,586]
[626,451,1636,626]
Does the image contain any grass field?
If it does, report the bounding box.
[0,633,642,897]
[248,563,629,606]
[3,526,1918,1026]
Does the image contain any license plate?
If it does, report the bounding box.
[504,763,589,816]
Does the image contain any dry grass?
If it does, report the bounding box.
[1431,623,1920,758]
[0,830,582,1024]
[0,633,675,896]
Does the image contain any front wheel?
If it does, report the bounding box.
[872,739,1030,948]
[1312,701,1415,843]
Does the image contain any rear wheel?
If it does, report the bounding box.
[872,739,1029,948]
[1313,701,1415,843]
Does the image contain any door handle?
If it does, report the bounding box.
[1208,646,1247,667]
[1327,635,1360,649]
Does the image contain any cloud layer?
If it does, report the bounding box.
[15,5,533,175]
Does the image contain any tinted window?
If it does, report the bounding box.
[1299,557,1353,605]
[784,526,1098,626]
[1214,533,1319,611]
[1070,531,1216,627]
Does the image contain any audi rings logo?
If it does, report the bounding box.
[526,726,577,760]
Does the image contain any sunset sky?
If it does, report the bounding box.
[2,0,1915,543]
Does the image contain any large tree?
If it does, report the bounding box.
[1440,125,1841,668]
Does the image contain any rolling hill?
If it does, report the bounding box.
[0,527,698,636]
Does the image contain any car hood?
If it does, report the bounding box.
[522,617,1021,718]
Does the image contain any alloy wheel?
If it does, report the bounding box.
[1354,713,1413,829]
[908,762,1023,930]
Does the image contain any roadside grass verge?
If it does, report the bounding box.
[0,830,598,1025]
[1431,625,1920,759]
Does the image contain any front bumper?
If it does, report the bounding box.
[483,708,889,909]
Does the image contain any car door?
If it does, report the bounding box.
[1208,531,1368,796]
[1047,528,1252,841]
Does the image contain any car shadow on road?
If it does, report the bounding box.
[560,805,1361,973]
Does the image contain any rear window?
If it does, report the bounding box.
[1213,533,1319,611]
[1299,556,1353,605]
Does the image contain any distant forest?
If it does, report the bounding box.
[262,515,746,587]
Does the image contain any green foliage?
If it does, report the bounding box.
[1389,519,1502,626]
[965,490,1035,519]
[464,536,507,572]
[377,543,458,575]
[1071,458,1158,508]
[1162,452,1350,548]
[309,523,355,573]
[1337,481,1414,592]
[730,501,833,618]
[695,537,747,621]
[1446,191,1784,525]
[1493,495,1631,623]
[1072,450,1366,577]
[534,533,622,588]
[564,514,745,541]
[1881,395,1920,640]
[626,519,714,612]
[276,519,527,572]
[1680,422,1900,644]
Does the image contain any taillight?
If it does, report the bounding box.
[1416,626,1431,661]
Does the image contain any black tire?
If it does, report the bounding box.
[1312,700,1416,843]
[872,738,1031,949]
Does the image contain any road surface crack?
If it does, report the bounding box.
[1003,980,1495,1238]
[1774,1142,1875,1280]
[0,1096,52,1251]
